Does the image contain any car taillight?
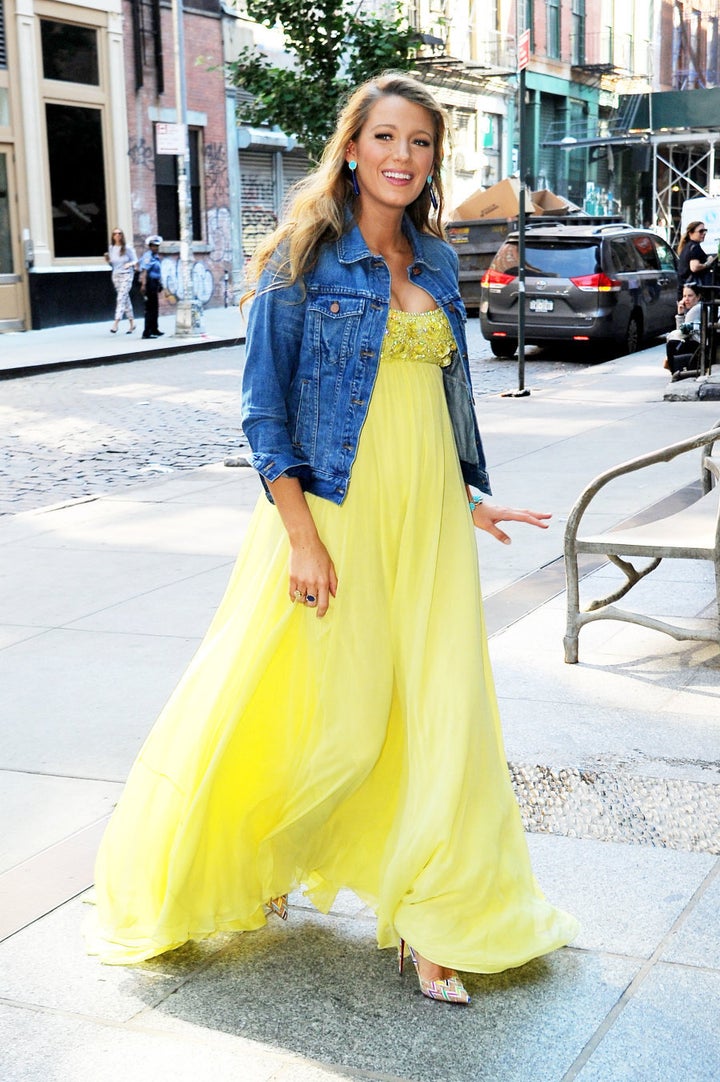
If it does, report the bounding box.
[481,269,516,286]
[570,273,621,292]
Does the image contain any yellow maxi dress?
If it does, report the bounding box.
[89,308,579,968]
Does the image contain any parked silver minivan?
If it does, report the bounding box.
[479,223,679,357]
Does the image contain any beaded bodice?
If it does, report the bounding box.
[380,308,456,367]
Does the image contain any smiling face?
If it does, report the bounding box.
[345,95,436,217]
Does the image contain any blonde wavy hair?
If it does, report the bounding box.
[241,72,448,303]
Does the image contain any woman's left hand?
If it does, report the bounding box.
[471,501,551,545]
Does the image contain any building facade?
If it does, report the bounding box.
[4,0,719,331]
[1,0,133,330]
[0,0,233,332]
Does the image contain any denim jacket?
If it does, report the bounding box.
[241,216,490,504]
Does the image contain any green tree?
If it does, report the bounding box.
[227,1,417,161]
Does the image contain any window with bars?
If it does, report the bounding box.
[547,0,560,59]
[571,0,585,65]
[131,0,163,93]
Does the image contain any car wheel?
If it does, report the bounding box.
[623,313,643,354]
[489,338,517,358]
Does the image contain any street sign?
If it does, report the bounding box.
[518,29,530,71]
[155,122,186,156]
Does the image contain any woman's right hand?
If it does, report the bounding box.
[289,534,338,618]
[266,474,338,617]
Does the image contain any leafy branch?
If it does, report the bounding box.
[227,1,417,161]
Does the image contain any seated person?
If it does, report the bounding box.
[664,282,702,380]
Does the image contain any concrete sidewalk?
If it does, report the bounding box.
[0,305,246,379]
[0,342,719,1081]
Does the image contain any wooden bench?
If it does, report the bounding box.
[564,424,720,663]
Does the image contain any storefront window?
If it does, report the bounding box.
[0,153,12,273]
[41,20,99,85]
[46,103,107,257]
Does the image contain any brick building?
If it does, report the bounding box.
[0,0,233,332]
[122,0,232,316]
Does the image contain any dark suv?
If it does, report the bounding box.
[479,223,678,357]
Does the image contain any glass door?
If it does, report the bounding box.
[0,147,26,330]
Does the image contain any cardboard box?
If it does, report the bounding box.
[531,188,582,215]
[450,178,534,222]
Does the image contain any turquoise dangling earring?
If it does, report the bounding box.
[348,160,360,197]
[427,174,438,210]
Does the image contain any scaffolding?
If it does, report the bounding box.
[540,88,720,244]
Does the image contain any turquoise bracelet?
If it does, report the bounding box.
[468,494,484,512]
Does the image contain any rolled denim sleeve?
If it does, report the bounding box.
[241,265,310,485]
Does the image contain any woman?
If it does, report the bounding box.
[104,228,137,334]
[88,74,578,1004]
[665,281,703,380]
[676,221,716,295]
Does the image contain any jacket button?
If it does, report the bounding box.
[412,266,421,276]
[448,303,456,313]
[330,301,340,313]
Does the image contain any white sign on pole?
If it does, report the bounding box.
[155,122,186,156]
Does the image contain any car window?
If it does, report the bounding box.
[491,242,521,276]
[631,234,660,271]
[609,239,641,273]
[653,238,677,271]
[492,241,600,278]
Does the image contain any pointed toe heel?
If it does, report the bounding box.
[398,939,470,1005]
[266,894,289,921]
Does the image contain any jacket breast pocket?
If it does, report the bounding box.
[307,295,365,365]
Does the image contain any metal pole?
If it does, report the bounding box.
[171,0,203,336]
[502,12,530,398]
[516,61,528,395]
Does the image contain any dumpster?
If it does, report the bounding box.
[445,218,515,309]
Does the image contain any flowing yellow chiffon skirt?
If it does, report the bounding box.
[89,310,578,967]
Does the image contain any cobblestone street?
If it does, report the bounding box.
[1,320,588,515]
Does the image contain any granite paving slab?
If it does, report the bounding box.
[573,962,720,1082]
[67,563,233,638]
[659,864,720,970]
[526,835,717,957]
[0,627,198,777]
[0,1001,349,1082]
[0,773,121,874]
[141,910,637,1082]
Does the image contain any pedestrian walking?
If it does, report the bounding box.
[88,73,578,1002]
[104,228,137,334]
[138,235,164,339]
[676,221,716,296]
